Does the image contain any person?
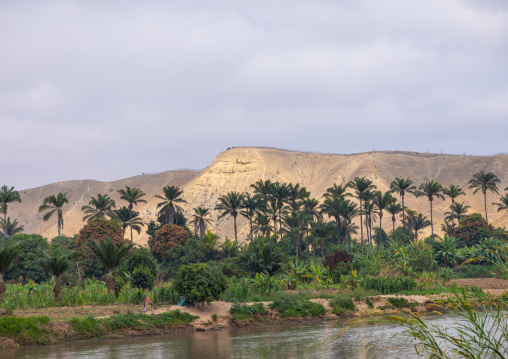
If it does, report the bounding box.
[143,296,150,312]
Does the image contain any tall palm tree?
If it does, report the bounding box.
[302,198,322,253]
[493,194,508,213]
[347,177,377,245]
[323,183,349,199]
[372,191,395,246]
[320,195,344,245]
[338,199,360,252]
[191,206,212,238]
[411,213,431,241]
[270,182,289,241]
[386,202,402,232]
[444,202,470,225]
[390,178,416,233]
[281,211,309,258]
[286,183,309,211]
[0,217,24,237]
[39,247,79,299]
[362,191,377,244]
[0,239,22,302]
[240,193,262,240]
[155,185,186,225]
[417,180,444,238]
[81,193,116,221]
[38,192,69,243]
[117,186,147,243]
[266,199,280,238]
[89,237,133,294]
[113,206,144,237]
[252,214,274,237]
[251,179,273,214]
[215,191,245,242]
[0,185,22,223]
[442,184,465,231]
[468,171,501,223]
[311,221,335,260]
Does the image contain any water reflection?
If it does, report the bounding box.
[0,318,436,359]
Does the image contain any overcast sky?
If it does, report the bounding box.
[1,0,508,189]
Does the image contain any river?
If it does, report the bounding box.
[0,317,448,358]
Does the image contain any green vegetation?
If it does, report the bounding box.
[360,276,417,294]
[268,294,325,318]
[330,296,356,315]
[230,303,268,320]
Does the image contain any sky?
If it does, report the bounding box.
[1,0,508,190]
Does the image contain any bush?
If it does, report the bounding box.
[162,238,206,278]
[173,263,228,307]
[360,276,417,294]
[268,295,325,318]
[330,296,356,315]
[230,303,268,321]
[70,315,104,337]
[389,226,413,244]
[452,265,494,279]
[0,316,50,343]
[454,213,494,247]
[386,297,416,308]
[152,284,180,305]
[126,248,157,275]
[323,250,352,273]
[131,264,155,290]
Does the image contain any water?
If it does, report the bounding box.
[0,318,447,359]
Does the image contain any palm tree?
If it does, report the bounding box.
[302,198,322,253]
[117,186,147,243]
[445,202,470,225]
[0,239,22,302]
[38,192,69,243]
[81,193,116,221]
[468,171,501,223]
[286,183,309,211]
[266,199,280,238]
[372,191,395,246]
[199,230,221,260]
[386,202,402,232]
[493,194,508,213]
[323,183,349,199]
[390,178,416,233]
[411,213,431,241]
[251,179,273,214]
[347,177,377,245]
[417,180,444,238]
[362,191,377,244]
[191,206,212,238]
[442,184,465,231]
[155,185,186,225]
[0,185,22,223]
[0,217,24,237]
[89,237,133,294]
[215,191,245,242]
[270,182,290,241]
[240,193,262,240]
[281,211,309,257]
[320,195,344,245]
[338,199,360,252]
[113,206,144,237]
[39,246,79,299]
[252,214,274,237]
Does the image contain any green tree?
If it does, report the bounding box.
[148,224,190,262]
[113,206,144,237]
[281,211,309,258]
[173,263,227,309]
[286,183,309,211]
[387,202,402,232]
[417,180,444,238]
[240,193,261,240]
[5,234,49,284]
[468,171,501,223]
[390,177,416,233]
[372,191,396,246]
[454,213,494,247]
[191,206,212,239]
[302,197,322,254]
[251,179,273,214]
[321,195,345,245]
[252,214,274,237]
[155,185,186,225]
[38,246,78,299]
[323,183,349,199]
[0,185,22,223]
[338,199,360,251]
[0,217,24,237]
[442,184,465,231]
[0,239,22,302]
[38,192,69,243]
[215,191,245,242]
[199,230,221,260]
[270,182,290,241]
[237,236,283,275]
[117,186,147,243]
[445,202,470,225]
[88,237,134,294]
[347,177,377,245]
[81,194,116,221]
[493,194,508,214]
[411,213,431,240]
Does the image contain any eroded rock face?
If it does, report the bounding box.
[8,148,508,244]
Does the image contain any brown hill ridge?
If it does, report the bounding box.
[8,147,508,244]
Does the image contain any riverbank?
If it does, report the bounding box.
[1,279,506,350]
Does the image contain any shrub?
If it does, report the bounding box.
[454,213,494,247]
[330,297,356,315]
[230,303,268,320]
[126,248,157,275]
[452,265,494,279]
[131,264,155,290]
[268,295,325,318]
[0,316,50,343]
[173,263,227,308]
[365,297,374,309]
[323,250,352,273]
[386,297,416,308]
[70,315,104,337]
[152,284,179,305]
[360,276,417,294]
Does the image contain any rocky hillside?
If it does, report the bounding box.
[8,148,508,244]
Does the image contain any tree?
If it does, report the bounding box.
[113,206,144,237]
[390,178,416,233]
[148,224,190,262]
[0,217,24,237]
[445,202,470,225]
[454,213,494,247]
[372,191,396,246]
[302,198,322,254]
[493,194,508,213]
[323,183,349,199]
[81,194,116,221]
[321,195,345,245]
[411,213,431,240]
[338,199,360,251]
[252,214,274,237]
[155,185,186,226]
[251,179,273,214]
[239,194,261,240]
[237,236,283,275]
[173,263,227,309]
[387,202,402,232]
[362,192,377,244]
[347,177,377,245]
[417,180,444,238]
[286,183,309,211]
[89,237,133,294]
[0,239,22,302]
[442,184,465,231]
[0,185,22,223]
[5,234,49,284]
[270,182,289,241]
[38,246,78,299]
[281,211,309,258]
[468,171,501,223]
[199,230,221,260]
[191,206,212,239]
[117,186,146,243]
[215,191,244,242]
[38,192,69,243]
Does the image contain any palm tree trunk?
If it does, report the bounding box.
[451,199,455,232]
[402,194,406,232]
[321,240,324,261]
[344,223,349,252]
[169,208,175,225]
[312,233,315,258]
[106,270,115,294]
[379,213,383,246]
[279,210,283,243]
[0,274,5,303]
[359,198,364,245]
[53,276,61,299]
[430,200,434,238]
[129,207,133,244]
[3,206,6,223]
[484,191,488,223]
[336,220,340,245]
[233,214,238,242]
[295,234,299,258]
[58,216,61,243]
[249,217,253,241]
[392,216,395,232]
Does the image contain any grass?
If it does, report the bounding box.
[329,296,356,315]
[268,294,325,318]
[360,276,417,294]
[0,316,51,344]
[230,303,268,321]
[244,290,336,303]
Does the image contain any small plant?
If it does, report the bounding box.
[386,297,416,309]
[360,276,417,294]
[365,297,374,309]
[211,313,218,321]
[329,296,356,315]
